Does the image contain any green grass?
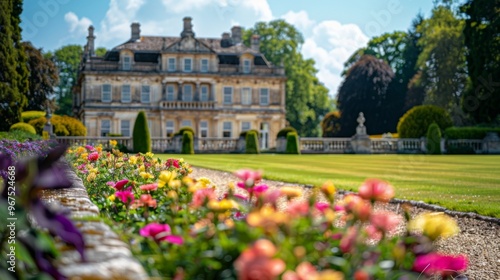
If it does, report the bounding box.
[157,154,500,218]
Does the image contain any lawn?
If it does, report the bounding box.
[158,154,500,218]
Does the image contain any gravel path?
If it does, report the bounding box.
[190,166,500,280]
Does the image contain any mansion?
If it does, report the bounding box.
[73,17,287,149]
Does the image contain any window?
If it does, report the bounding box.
[121,85,131,103]
[241,121,251,131]
[241,87,252,105]
[223,87,233,104]
[166,85,175,101]
[183,84,193,101]
[148,120,152,131]
[223,122,232,138]
[183,58,192,72]
[168,58,176,72]
[166,120,174,137]
[242,59,251,73]
[200,59,209,72]
[181,120,192,128]
[200,85,209,101]
[101,120,111,136]
[102,84,111,102]
[260,88,269,105]
[141,85,150,103]
[120,120,130,137]
[123,55,131,70]
[200,121,208,138]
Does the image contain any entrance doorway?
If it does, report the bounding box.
[260,122,269,150]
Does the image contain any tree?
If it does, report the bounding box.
[0,0,28,131]
[243,20,332,137]
[461,0,500,123]
[45,45,83,116]
[23,42,59,111]
[95,47,107,57]
[336,55,394,136]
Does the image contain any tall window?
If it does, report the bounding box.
[242,59,251,73]
[183,58,192,72]
[168,58,176,72]
[123,55,131,70]
[241,121,251,132]
[241,87,252,105]
[260,88,269,105]
[166,120,174,137]
[101,120,111,136]
[102,84,111,102]
[223,87,233,104]
[183,84,193,101]
[181,120,192,128]
[166,85,175,101]
[141,85,150,103]
[121,85,131,103]
[120,120,130,137]
[200,85,209,101]
[200,59,209,72]
[223,122,232,138]
[200,121,208,138]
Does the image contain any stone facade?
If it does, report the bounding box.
[74,17,287,149]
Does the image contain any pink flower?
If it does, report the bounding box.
[283,262,317,280]
[287,201,309,217]
[315,202,330,213]
[106,181,115,186]
[252,184,269,194]
[358,178,395,202]
[113,179,129,191]
[412,253,468,276]
[235,169,263,182]
[369,211,401,234]
[340,227,358,253]
[343,195,372,221]
[140,183,158,191]
[139,223,184,244]
[234,194,249,201]
[165,158,180,168]
[87,152,99,161]
[234,239,285,280]
[85,145,94,151]
[115,188,134,204]
[261,190,281,204]
[139,194,157,208]
[191,188,216,207]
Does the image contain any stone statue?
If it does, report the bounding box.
[357,112,365,127]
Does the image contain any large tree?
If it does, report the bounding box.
[243,20,332,137]
[23,42,59,111]
[0,0,28,131]
[336,55,395,136]
[461,0,500,123]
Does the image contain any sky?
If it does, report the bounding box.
[21,0,437,97]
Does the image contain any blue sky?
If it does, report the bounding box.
[21,0,437,96]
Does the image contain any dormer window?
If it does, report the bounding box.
[183,58,192,72]
[123,55,131,70]
[242,59,251,74]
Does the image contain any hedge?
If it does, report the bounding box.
[133,111,152,153]
[285,132,300,154]
[397,105,452,138]
[277,127,298,138]
[181,131,195,154]
[245,130,260,154]
[426,123,442,155]
[28,115,86,136]
[21,111,46,123]
[240,129,260,138]
[444,127,500,140]
[175,126,195,137]
[10,122,37,135]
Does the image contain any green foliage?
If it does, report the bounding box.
[240,129,259,138]
[10,122,37,135]
[285,132,301,154]
[21,110,46,123]
[426,123,442,154]
[133,111,152,153]
[174,126,195,137]
[28,115,86,136]
[0,130,42,141]
[181,131,195,154]
[95,47,107,57]
[397,105,453,138]
[321,111,342,137]
[446,145,476,154]
[245,130,260,154]
[277,126,297,138]
[444,127,500,139]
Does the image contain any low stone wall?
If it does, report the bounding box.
[40,161,148,280]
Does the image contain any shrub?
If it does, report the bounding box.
[28,115,87,136]
[285,132,301,154]
[444,127,500,139]
[0,130,42,141]
[10,122,37,135]
[245,130,260,154]
[446,145,476,154]
[21,110,46,123]
[426,123,442,154]
[175,126,195,137]
[133,111,152,153]
[181,131,194,154]
[397,105,452,138]
[239,129,259,138]
[321,111,342,137]
[277,126,297,138]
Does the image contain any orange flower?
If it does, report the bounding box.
[234,239,285,280]
[358,179,394,202]
[247,205,289,232]
[343,195,372,221]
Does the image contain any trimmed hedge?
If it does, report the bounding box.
[245,130,260,154]
[426,123,442,155]
[133,111,152,153]
[10,122,37,135]
[0,130,42,141]
[181,131,194,154]
[175,126,195,137]
[444,127,500,139]
[240,129,260,138]
[21,111,46,123]
[285,132,300,154]
[277,127,297,138]
[28,115,87,136]
[397,105,452,138]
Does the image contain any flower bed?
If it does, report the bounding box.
[66,141,468,279]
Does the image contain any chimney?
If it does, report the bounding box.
[86,25,95,56]
[131,22,141,41]
[221,32,232,48]
[251,34,260,52]
[181,17,195,38]
[231,26,242,45]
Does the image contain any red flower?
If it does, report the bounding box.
[87,152,99,161]
[340,227,358,253]
[358,179,395,202]
[165,158,180,168]
[139,223,183,244]
[113,179,129,191]
[413,253,468,276]
[234,239,285,280]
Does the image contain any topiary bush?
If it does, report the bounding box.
[397,105,452,138]
[181,131,194,154]
[240,129,259,138]
[133,111,152,153]
[444,127,500,139]
[28,115,86,136]
[245,130,260,154]
[9,122,37,135]
[21,110,46,123]
[175,126,195,137]
[321,111,342,137]
[285,132,301,154]
[426,122,442,154]
[277,126,297,138]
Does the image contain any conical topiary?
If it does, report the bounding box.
[181,131,194,154]
[285,132,301,154]
[245,130,260,154]
[426,122,442,154]
[133,111,151,153]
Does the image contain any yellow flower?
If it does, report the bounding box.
[140,172,154,180]
[247,205,289,232]
[76,146,85,154]
[81,153,88,160]
[280,187,303,198]
[408,212,459,240]
[167,190,178,199]
[108,194,116,201]
[138,165,146,172]
[321,181,336,196]
[313,270,344,280]
[207,199,238,212]
[158,170,177,187]
[86,172,97,182]
[96,146,102,153]
[109,140,117,147]
[145,152,154,158]
[129,156,138,165]
[68,149,73,154]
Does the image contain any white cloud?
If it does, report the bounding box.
[281,10,315,31]
[64,12,92,37]
[97,0,146,45]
